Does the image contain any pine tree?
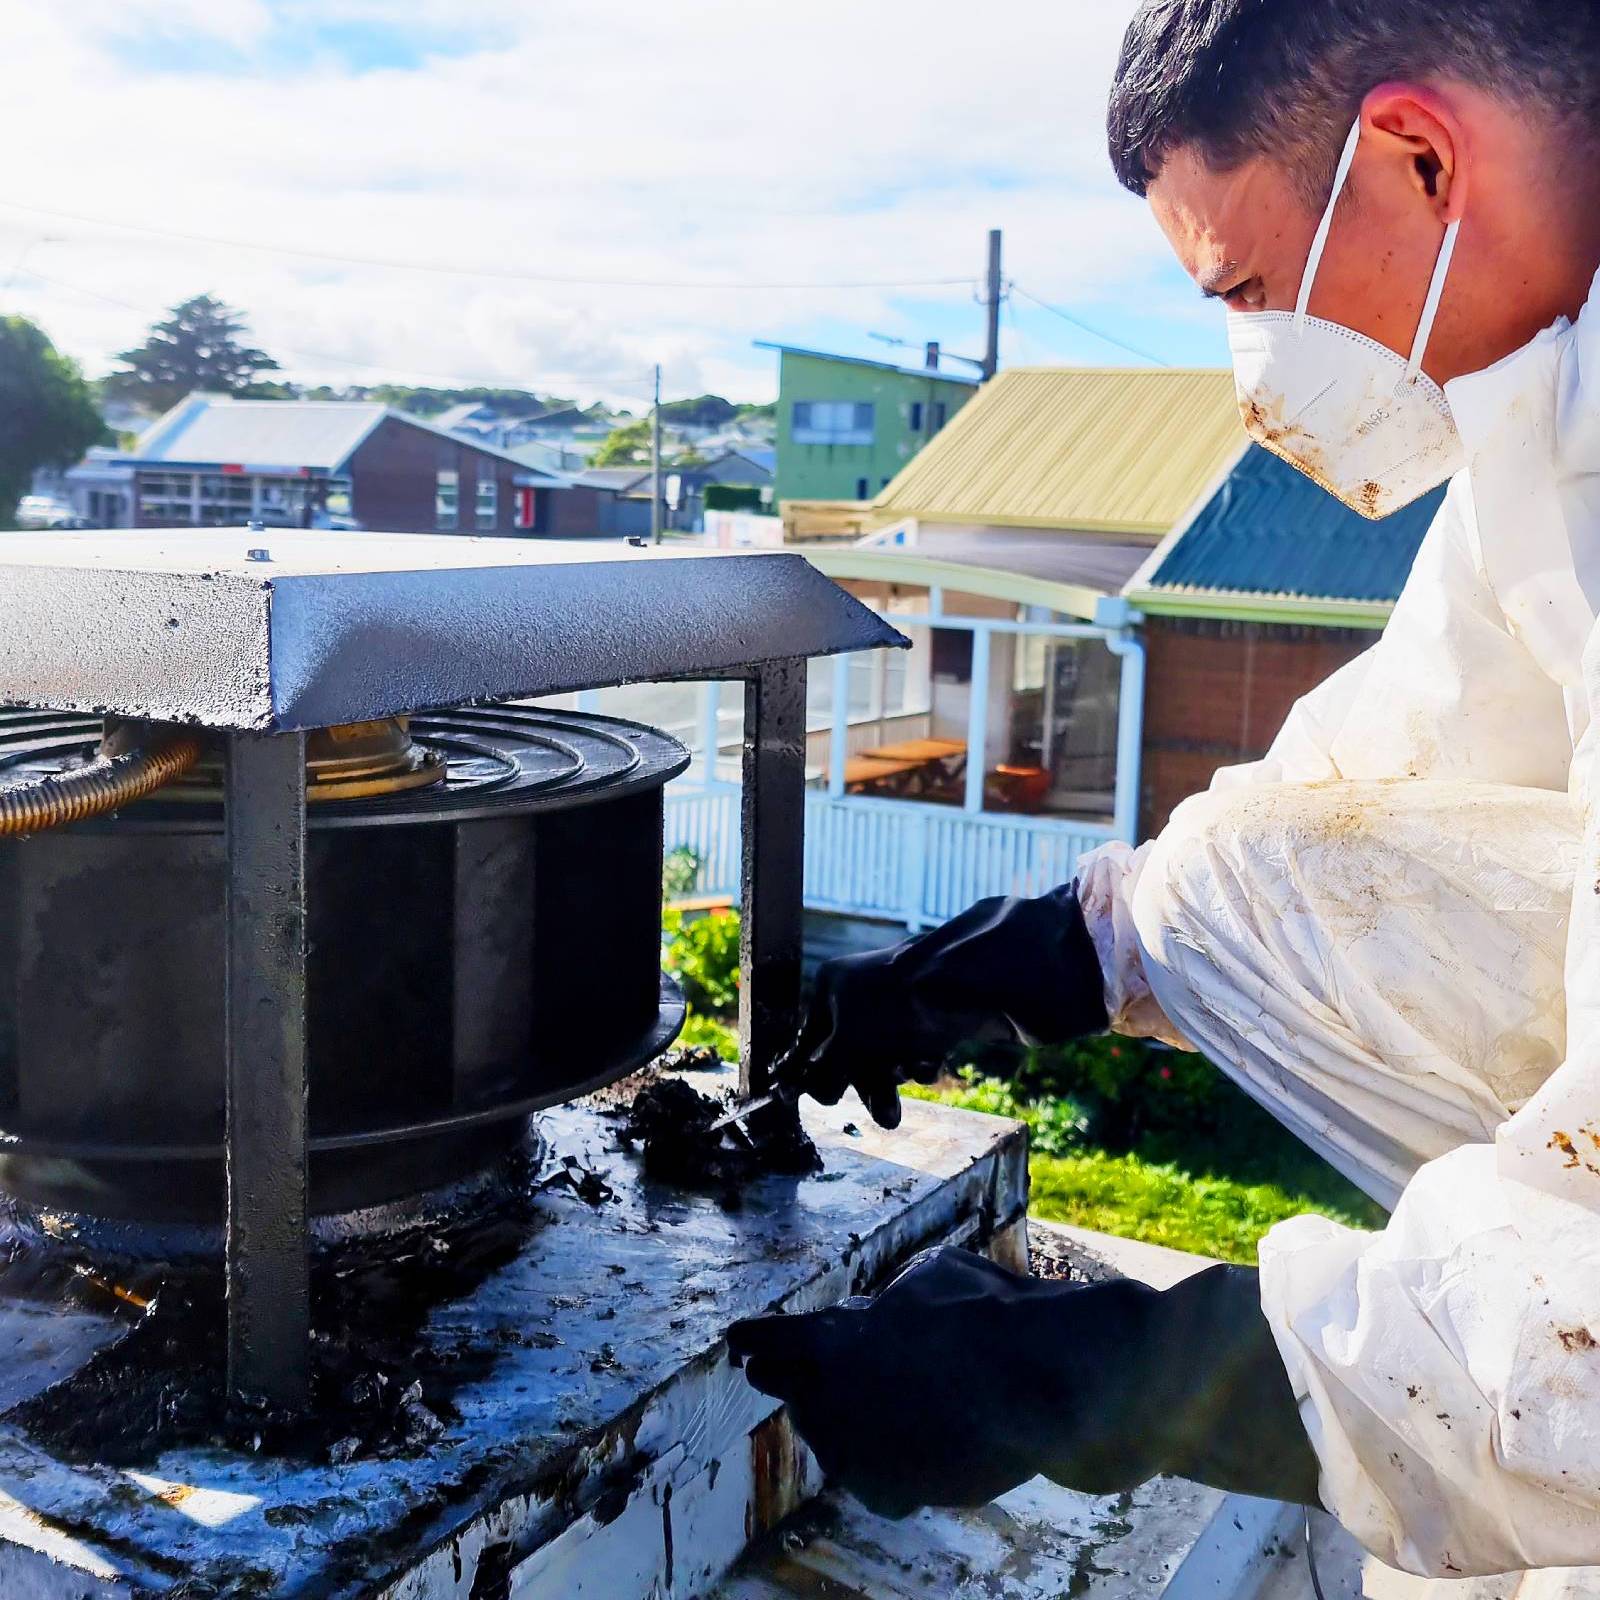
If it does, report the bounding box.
[105,294,280,413]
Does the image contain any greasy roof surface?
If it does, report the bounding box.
[874,367,1242,534]
[1139,443,1444,604]
[0,530,905,729]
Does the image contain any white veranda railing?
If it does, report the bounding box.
[665,786,1114,932]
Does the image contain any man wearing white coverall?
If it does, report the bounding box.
[727,0,1600,1579]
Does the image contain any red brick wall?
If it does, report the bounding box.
[1140,617,1376,837]
[349,417,526,535]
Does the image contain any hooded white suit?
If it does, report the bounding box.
[1077,279,1600,1576]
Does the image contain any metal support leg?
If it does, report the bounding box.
[225,731,310,1410]
[738,660,806,1098]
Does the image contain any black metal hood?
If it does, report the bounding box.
[0,531,909,730]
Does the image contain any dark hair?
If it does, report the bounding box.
[1107,0,1600,201]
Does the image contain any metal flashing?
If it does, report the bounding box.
[0,531,907,730]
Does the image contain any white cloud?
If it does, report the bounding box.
[72,0,276,47]
[0,0,1182,405]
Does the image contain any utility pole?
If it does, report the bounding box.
[982,228,1003,381]
[650,363,663,545]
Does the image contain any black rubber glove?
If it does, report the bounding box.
[784,885,1107,1128]
[728,1247,1320,1519]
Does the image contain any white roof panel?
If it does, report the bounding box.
[131,396,390,472]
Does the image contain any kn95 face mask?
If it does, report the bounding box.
[1227,117,1465,520]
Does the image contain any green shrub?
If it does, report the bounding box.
[662,906,741,1018]
[704,483,764,513]
[957,1033,1227,1153]
[663,846,702,900]
[676,1010,739,1061]
[912,1070,1088,1157]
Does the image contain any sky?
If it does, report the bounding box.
[0,0,1230,412]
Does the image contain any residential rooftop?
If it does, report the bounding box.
[872,367,1242,537]
[1127,443,1446,626]
[128,394,563,478]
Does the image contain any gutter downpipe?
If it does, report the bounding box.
[1097,596,1146,846]
[963,625,992,815]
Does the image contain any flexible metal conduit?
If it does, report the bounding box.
[0,736,202,835]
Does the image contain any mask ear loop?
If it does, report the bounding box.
[1404,217,1461,386]
[1293,117,1364,333]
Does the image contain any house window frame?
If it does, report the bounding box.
[138,470,200,525]
[436,468,460,531]
[475,474,499,531]
[792,400,875,446]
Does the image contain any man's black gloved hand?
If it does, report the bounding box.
[784,884,1107,1128]
[727,1247,1321,1520]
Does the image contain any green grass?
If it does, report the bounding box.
[1025,1149,1362,1263]
[908,1076,1385,1265]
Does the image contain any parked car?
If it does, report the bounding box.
[14,495,96,531]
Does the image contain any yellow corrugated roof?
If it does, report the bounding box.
[875,366,1242,536]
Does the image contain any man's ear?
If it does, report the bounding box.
[1361,83,1468,221]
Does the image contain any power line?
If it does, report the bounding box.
[1010,283,1171,367]
[23,268,661,397]
[0,198,977,293]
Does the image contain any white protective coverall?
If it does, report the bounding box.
[1077,273,1600,1578]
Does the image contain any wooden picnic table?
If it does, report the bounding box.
[860,738,966,763]
[843,753,928,789]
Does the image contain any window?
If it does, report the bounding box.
[931,401,948,432]
[198,473,256,526]
[792,400,874,446]
[1007,634,1120,820]
[909,401,924,432]
[855,477,870,500]
[253,476,310,527]
[138,470,198,525]
[436,469,459,530]
[324,477,354,518]
[476,475,498,530]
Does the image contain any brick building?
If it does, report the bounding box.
[1124,444,1446,836]
[127,395,633,537]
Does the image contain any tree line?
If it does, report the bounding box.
[0,292,773,528]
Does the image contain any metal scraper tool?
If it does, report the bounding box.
[708,1081,802,1135]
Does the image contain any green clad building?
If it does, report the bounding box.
[756,342,979,504]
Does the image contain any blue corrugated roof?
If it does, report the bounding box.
[1143,444,1445,604]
